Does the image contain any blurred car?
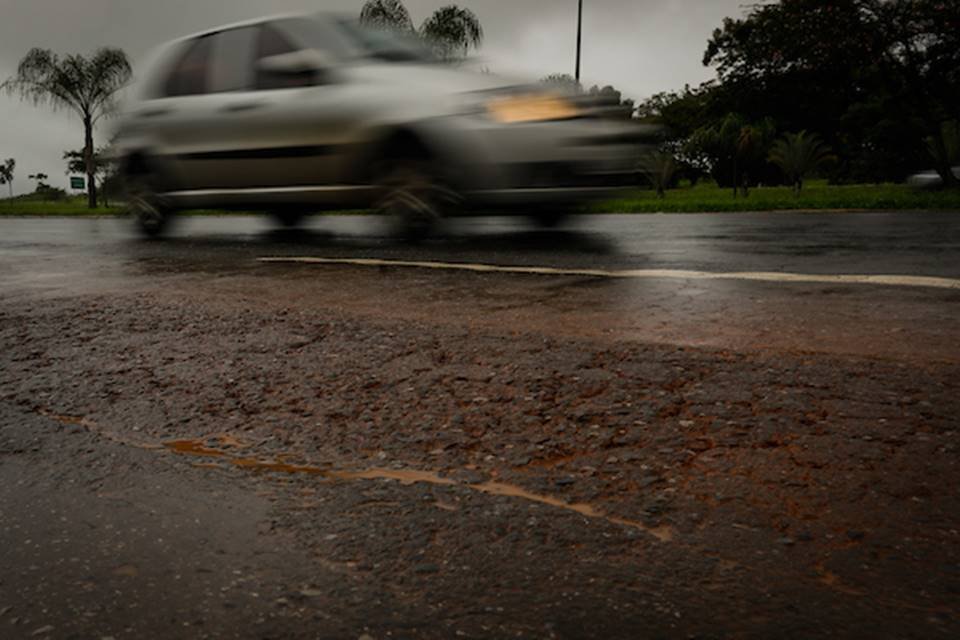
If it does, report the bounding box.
[112,13,651,237]
[906,166,960,189]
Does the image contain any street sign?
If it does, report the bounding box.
[70,176,85,190]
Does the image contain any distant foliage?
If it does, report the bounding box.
[540,74,582,95]
[700,0,960,187]
[686,114,777,195]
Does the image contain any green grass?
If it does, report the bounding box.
[587,180,960,213]
[2,182,959,217]
[0,197,123,216]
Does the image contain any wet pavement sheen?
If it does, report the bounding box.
[1,212,959,639]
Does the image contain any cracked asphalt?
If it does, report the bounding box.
[0,213,958,639]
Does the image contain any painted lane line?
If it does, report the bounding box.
[257,257,960,290]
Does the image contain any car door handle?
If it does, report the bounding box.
[138,107,171,118]
[222,102,265,113]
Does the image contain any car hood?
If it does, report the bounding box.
[347,62,533,97]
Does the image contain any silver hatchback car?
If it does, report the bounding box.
[113,13,648,237]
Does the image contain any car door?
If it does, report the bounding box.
[222,21,358,190]
[133,27,262,192]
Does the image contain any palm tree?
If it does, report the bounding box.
[769,131,836,195]
[0,158,14,200]
[3,48,131,209]
[359,0,414,32]
[639,151,677,199]
[420,6,484,61]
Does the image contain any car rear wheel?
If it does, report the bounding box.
[126,172,172,238]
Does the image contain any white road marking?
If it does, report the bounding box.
[257,256,960,290]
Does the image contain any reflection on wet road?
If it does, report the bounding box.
[3,213,957,362]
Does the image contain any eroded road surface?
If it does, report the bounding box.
[1,213,958,639]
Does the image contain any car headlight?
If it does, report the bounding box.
[485,94,581,124]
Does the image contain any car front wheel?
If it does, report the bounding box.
[375,159,457,241]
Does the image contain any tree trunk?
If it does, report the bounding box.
[732,157,738,199]
[929,127,959,188]
[83,114,97,208]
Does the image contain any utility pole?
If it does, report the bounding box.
[575,0,583,82]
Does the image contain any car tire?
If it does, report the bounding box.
[375,158,457,241]
[126,171,172,238]
[271,210,306,229]
[530,211,570,228]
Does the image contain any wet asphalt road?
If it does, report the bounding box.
[1,211,959,639]
[2,210,959,276]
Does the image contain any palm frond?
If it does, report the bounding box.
[2,47,131,120]
[421,6,484,60]
[360,0,415,32]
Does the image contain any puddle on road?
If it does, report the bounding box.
[164,438,674,542]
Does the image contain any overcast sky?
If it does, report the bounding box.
[0,0,745,193]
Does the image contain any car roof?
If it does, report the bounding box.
[171,12,324,44]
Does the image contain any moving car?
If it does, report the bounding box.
[112,13,649,237]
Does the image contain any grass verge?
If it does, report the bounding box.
[587,181,960,213]
[1,182,958,217]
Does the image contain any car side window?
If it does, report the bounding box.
[209,27,257,93]
[255,25,318,91]
[164,36,214,97]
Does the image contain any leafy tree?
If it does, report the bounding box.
[636,84,720,139]
[769,131,837,194]
[0,158,14,199]
[872,0,960,185]
[2,47,131,208]
[421,6,483,61]
[359,0,414,32]
[702,0,960,186]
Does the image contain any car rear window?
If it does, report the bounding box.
[164,36,214,97]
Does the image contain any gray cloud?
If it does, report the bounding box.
[0,0,744,193]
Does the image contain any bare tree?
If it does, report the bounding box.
[3,48,131,208]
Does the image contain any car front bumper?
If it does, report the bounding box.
[431,115,654,208]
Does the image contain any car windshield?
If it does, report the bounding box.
[336,19,436,63]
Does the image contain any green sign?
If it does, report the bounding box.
[70,176,85,190]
